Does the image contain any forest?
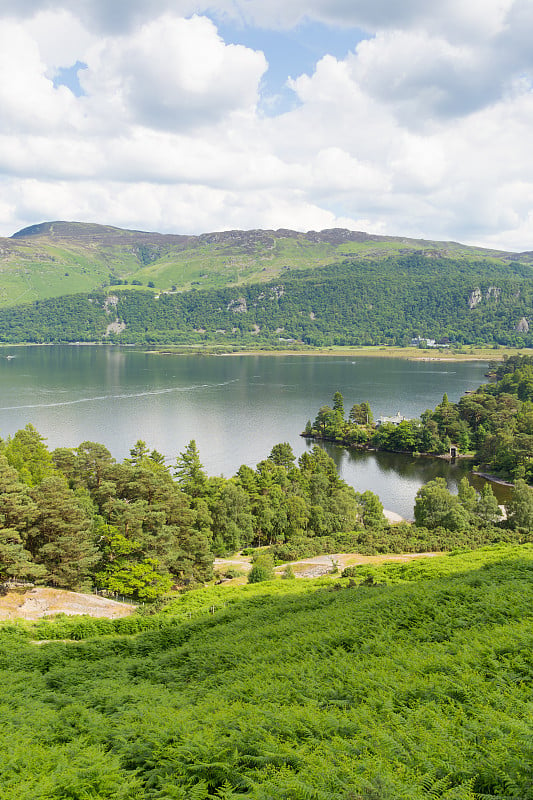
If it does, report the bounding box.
[305,354,533,485]
[0,253,531,346]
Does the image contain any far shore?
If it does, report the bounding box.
[145,345,530,362]
[1,342,530,363]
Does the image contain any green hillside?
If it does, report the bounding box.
[1,252,531,346]
[1,220,532,307]
[1,544,532,798]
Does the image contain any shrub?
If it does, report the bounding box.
[248,554,275,583]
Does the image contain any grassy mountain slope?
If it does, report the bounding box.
[1,544,532,798]
[1,220,532,307]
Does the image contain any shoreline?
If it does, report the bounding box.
[146,345,529,362]
[472,471,514,487]
[383,508,406,524]
[1,342,530,362]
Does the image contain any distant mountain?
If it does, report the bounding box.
[1,220,531,308]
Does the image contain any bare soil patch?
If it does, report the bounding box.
[280,551,439,578]
[0,587,136,621]
[215,551,439,581]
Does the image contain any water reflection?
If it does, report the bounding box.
[310,439,511,518]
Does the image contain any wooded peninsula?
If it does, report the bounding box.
[305,353,533,486]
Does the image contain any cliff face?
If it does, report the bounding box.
[469,288,483,308]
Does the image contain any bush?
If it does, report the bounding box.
[223,567,245,579]
[248,554,275,583]
[281,564,295,580]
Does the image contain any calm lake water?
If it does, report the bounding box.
[0,347,495,517]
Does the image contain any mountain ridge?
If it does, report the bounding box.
[7,219,523,256]
[0,219,531,310]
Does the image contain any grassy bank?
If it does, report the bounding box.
[145,344,531,361]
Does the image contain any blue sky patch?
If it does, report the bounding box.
[214,18,369,115]
[53,61,88,97]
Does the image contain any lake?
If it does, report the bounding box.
[0,346,495,518]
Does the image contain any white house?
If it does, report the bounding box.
[376,412,410,427]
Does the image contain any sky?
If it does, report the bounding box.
[1,0,533,250]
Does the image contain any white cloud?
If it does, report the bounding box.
[25,9,94,71]
[0,21,80,133]
[352,32,501,123]
[0,0,516,36]
[80,14,267,130]
[0,2,533,250]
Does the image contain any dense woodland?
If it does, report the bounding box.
[0,253,532,346]
[306,354,533,485]
[1,545,532,798]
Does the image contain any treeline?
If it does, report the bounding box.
[306,354,533,484]
[0,427,391,597]
[0,253,531,345]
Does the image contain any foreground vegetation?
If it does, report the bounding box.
[1,544,532,798]
[306,354,533,484]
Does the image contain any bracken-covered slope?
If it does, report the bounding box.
[1,545,532,799]
[1,219,532,307]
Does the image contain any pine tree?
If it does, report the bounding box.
[333,391,345,419]
[268,442,296,469]
[28,476,99,589]
[4,424,55,486]
[174,440,207,497]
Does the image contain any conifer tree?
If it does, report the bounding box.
[4,424,55,485]
[28,476,99,589]
[333,391,345,419]
[174,440,207,497]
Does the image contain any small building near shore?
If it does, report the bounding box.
[376,412,410,427]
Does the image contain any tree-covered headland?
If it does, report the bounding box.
[306,354,533,486]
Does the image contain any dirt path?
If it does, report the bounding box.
[215,550,439,580]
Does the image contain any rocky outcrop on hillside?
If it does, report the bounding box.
[468,286,504,309]
[468,288,483,308]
